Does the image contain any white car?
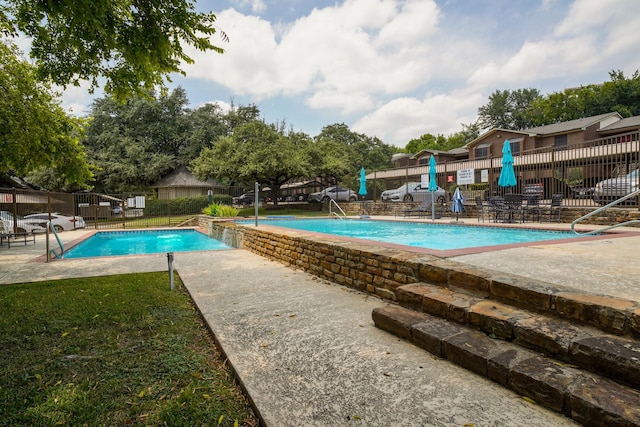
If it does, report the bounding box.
[0,210,46,234]
[24,212,86,232]
[308,186,358,203]
[382,182,448,203]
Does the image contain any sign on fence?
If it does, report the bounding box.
[457,168,475,185]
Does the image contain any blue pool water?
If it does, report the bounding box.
[238,218,579,251]
[64,229,232,259]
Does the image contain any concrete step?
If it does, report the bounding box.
[396,282,640,391]
[372,305,640,427]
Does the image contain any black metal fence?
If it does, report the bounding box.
[368,131,640,208]
[0,186,248,232]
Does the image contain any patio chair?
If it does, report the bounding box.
[543,194,563,222]
[474,196,486,223]
[0,221,35,248]
[503,193,525,223]
[524,194,542,222]
[403,193,441,218]
[487,196,505,222]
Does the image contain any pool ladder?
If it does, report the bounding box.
[46,221,64,261]
[571,189,640,235]
[328,199,346,219]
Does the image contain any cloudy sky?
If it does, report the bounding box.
[63,0,640,148]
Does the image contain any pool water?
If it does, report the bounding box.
[238,218,580,251]
[64,229,232,259]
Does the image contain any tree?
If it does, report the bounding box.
[477,88,542,130]
[192,120,312,203]
[2,0,226,99]
[83,91,189,192]
[312,124,394,180]
[0,41,93,187]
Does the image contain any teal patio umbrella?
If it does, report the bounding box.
[358,167,367,197]
[498,139,517,191]
[428,156,438,220]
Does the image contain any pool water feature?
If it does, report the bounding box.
[237,218,581,251]
[64,229,232,259]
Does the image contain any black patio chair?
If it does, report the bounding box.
[487,196,505,222]
[503,193,525,223]
[524,194,541,222]
[543,194,563,222]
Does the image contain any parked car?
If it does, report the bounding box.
[381,182,420,202]
[381,182,448,203]
[593,169,639,205]
[0,211,46,234]
[308,186,358,203]
[232,192,260,206]
[24,213,86,232]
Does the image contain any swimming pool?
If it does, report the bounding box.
[64,229,232,259]
[237,218,580,251]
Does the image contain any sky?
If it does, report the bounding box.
[61,0,640,149]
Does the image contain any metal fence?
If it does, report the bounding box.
[0,186,248,232]
[368,131,640,208]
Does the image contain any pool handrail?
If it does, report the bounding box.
[46,221,64,261]
[571,189,640,235]
[328,199,346,219]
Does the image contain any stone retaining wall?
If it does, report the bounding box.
[200,217,640,336]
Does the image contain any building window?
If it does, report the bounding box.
[475,143,489,158]
[554,134,568,150]
[419,156,429,165]
[510,139,521,155]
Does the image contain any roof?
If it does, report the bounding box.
[152,166,223,188]
[597,115,640,135]
[523,112,621,136]
[464,128,530,149]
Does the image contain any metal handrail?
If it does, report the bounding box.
[46,221,64,260]
[328,199,347,219]
[571,190,640,235]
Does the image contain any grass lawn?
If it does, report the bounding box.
[0,273,258,426]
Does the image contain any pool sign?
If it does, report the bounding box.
[457,168,475,185]
[421,174,429,188]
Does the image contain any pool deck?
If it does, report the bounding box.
[2,219,639,425]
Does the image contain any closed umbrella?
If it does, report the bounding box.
[428,156,437,220]
[358,167,367,197]
[498,139,517,190]
[358,167,368,217]
[451,187,464,222]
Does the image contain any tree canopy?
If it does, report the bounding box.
[1,0,225,99]
[0,41,93,188]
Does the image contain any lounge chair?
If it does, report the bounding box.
[403,193,441,218]
[0,221,35,248]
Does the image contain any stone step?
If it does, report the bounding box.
[372,305,640,427]
[395,282,640,391]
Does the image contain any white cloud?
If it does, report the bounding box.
[352,88,483,146]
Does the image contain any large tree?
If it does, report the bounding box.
[192,120,312,202]
[477,88,542,130]
[1,0,225,99]
[0,41,93,187]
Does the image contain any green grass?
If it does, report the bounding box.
[0,273,258,426]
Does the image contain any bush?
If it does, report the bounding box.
[202,202,239,217]
[145,196,209,216]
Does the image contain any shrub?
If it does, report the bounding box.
[202,203,239,217]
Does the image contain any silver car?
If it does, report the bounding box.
[308,186,358,203]
[382,182,448,203]
[593,169,639,205]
